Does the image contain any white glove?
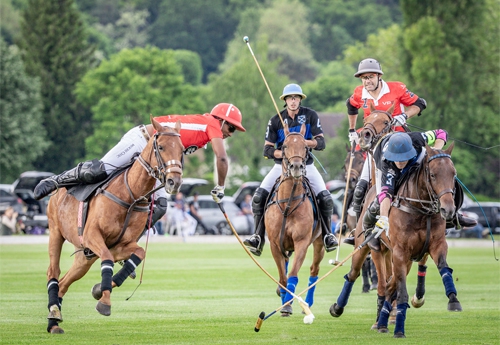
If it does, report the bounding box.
[374,215,389,238]
[392,113,408,126]
[211,185,225,203]
[348,129,359,145]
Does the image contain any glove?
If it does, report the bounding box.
[392,113,408,126]
[374,215,389,238]
[211,185,225,203]
[348,129,359,145]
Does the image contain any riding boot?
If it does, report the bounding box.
[343,179,369,245]
[34,159,107,200]
[243,188,269,256]
[143,197,168,234]
[446,212,478,230]
[317,190,338,252]
[362,199,381,252]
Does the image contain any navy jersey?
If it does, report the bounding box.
[265,106,323,164]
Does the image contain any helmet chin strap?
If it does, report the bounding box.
[373,76,381,91]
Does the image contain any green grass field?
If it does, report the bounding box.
[0,239,499,345]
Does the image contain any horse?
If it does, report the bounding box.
[45,118,184,334]
[377,143,462,338]
[265,123,325,316]
[329,105,395,328]
[342,143,366,235]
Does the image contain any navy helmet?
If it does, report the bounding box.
[383,133,417,162]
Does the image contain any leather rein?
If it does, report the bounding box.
[98,131,183,249]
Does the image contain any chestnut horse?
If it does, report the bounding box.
[45,118,184,334]
[265,123,325,316]
[342,144,366,234]
[377,143,462,338]
[330,105,395,328]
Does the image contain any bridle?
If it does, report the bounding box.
[136,131,183,184]
[362,110,393,154]
[281,132,308,179]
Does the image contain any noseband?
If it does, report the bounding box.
[362,110,393,152]
[281,132,307,178]
[426,153,455,201]
[137,131,183,183]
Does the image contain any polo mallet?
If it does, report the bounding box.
[255,230,378,331]
[216,203,314,329]
[243,36,285,128]
[331,143,356,266]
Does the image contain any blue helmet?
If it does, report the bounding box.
[280,84,307,100]
[383,133,417,162]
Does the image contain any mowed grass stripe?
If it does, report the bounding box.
[0,242,498,345]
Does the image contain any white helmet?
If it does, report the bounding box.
[279,84,307,100]
[354,58,384,78]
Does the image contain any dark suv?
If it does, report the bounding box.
[12,171,54,216]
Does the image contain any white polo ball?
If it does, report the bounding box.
[303,313,315,324]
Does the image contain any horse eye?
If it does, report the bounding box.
[157,145,164,151]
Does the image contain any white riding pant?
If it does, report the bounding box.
[260,163,327,196]
[100,126,168,199]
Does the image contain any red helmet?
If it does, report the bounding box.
[210,103,246,132]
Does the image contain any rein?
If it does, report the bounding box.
[99,130,183,249]
[391,152,454,261]
[363,110,393,155]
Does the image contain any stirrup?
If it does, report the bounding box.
[324,234,338,252]
[243,235,262,256]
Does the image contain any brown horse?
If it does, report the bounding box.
[342,144,366,234]
[45,118,184,334]
[377,143,462,338]
[265,123,325,316]
[329,105,394,328]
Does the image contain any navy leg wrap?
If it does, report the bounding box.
[280,287,286,305]
[394,303,409,335]
[305,276,318,307]
[376,294,385,321]
[416,264,427,299]
[112,254,142,287]
[100,260,114,293]
[283,276,298,304]
[47,278,60,310]
[440,267,457,297]
[337,274,354,308]
[377,300,392,329]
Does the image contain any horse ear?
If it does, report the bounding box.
[175,120,181,133]
[444,141,455,155]
[425,144,433,158]
[387,103,395,115]
[284,122,290,136]
[300,123,306,136]
[151,115,163,132]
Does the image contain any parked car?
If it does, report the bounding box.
[167,178,208,203]
[461,201,500,234]
[184,195,251,235]
[0,187,24,215]
[12,171,54,192]
[232,181,260,209]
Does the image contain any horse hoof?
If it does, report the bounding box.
[371,323,378,330]
[329,303,343,317]
[96,301,111,316]
[378,327,389,333]
[411,295,425,308]
[281,305,293,316]
[91,283,102,300]
[47,304,63,321]
[448,302,462,312]
[394,332,406,338]
[49,326,65,334]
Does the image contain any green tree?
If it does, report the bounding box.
[401,0,500,197]
[205,41,289,186]
[172,50,203,86]
[19,0,95,173]
[0,41,48,183]
[75,46,206,159]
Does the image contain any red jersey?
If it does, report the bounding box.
[348,80,419,132]
[154,114,222,155]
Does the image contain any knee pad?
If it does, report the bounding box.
[363,199,380,229]
[80,159,107,183]
[252,188,269,215]
[317,190,333,212]
[155,197,168,211]
[354,179,369,199]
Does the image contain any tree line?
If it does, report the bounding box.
[0,0,498,198]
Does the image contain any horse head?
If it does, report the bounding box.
[344,144,366,190]
[424,142,456,221]
[148,116,184,194]
[282,123,308,179]
[359,103,394,151]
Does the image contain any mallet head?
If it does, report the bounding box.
[254,311,265,332]
[243,36,249,43]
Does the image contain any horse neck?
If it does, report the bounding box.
[401,162,431,201]
[124,152,157,200]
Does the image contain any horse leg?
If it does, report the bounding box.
[269,244,289,315]
[361,257,370,293]
[411,254,428,308]
[329,244,370,317]
[281,241,309,316]
[92,245,145,300]
[370,249,388,329]
[46,226,65,334]
[432,245,462,312]
[389,251,410,338]
[305,238,325,308]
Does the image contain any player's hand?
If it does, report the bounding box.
[374,215,389,238]
[348,129,359,145]
[211,185,225,203]
[392,113,408,126]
